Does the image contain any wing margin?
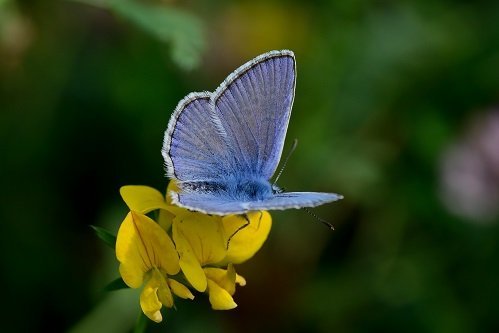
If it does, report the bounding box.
[171,191,343,216]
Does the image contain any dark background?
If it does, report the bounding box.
[1,0,499,332]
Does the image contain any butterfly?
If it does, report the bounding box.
[162,50,343,215]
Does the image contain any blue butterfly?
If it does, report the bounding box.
[162,50,342,215]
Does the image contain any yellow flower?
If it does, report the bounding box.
[204,264,247,310]
[118,181,273,312]
[116,211,193,322]
[172,209,271,309]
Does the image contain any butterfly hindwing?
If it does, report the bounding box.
[162,92,234,181]
[247,192,343,211]
[172,191,342,216]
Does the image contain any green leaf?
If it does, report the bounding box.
[90,225,116,249]
[111,0,205,70]
[104,277,130,292]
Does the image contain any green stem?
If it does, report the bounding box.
[133,311,148,333]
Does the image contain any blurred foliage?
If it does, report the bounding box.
[73,0,205,69]
[91,225,116,249]
[1,0,499,332]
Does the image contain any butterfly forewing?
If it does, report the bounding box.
[211,50,296,180]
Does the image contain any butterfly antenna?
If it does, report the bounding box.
[303,207,335,230]
[273,138,298,187]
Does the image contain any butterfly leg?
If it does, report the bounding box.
[226,214,251,250]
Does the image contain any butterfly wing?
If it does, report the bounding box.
[247,192,343,211]
[172,191,343,215]
[163,50,296,183]
[162,92,235,181]
[171,192,250,215]
[211,50,296,180]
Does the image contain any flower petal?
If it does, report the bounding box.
[168,278,195,300]
[235,274,246,287]
[155,270,174,308]
[222,211,272,264]
[157,209,174,231]
[172,222,207,292]
[120,185,171,213]
[204,265,236,295]
[116,213,147,288]
[140,272,163,323]
[174,213,227,265]
[206,279,237,310]
[116,211,180,288]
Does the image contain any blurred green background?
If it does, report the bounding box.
[2,0,499,332]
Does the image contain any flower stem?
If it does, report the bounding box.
[133,311,148,333]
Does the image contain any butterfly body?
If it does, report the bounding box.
[163,50,342,215]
